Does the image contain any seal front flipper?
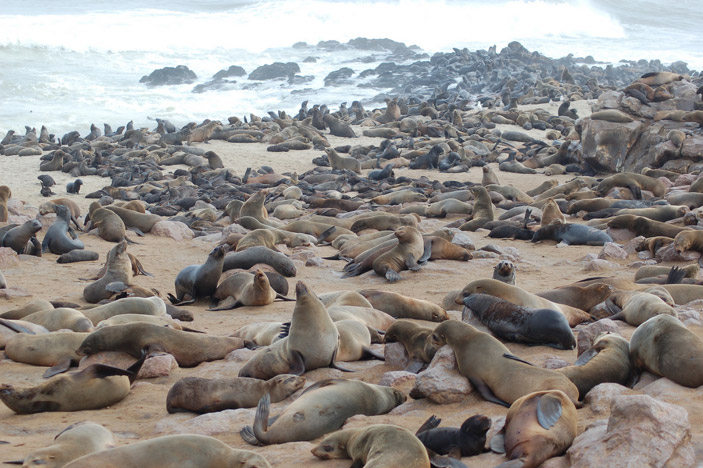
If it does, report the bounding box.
[42,357,74,378]
[0,318,36,335]
[430,453,468,468]
[274,293,295,302]
[404,359,426,373]
[328,348,355,372]
[502,353,535,366]
[360,346,385,361]
[288,350,306,375]
[419,240,432,265]
[406,253,422,271]
[385,269,401,282]
[248,393,272,445]
[574,347,600,366]
[537,393,563,429]
[468,377,509,407]
[208,296,241,311]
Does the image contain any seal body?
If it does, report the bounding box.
[358,289,448,321]
[17,422,116,468]
[417,414,491,457]
[83,241,132,303]
[1,219,42,254]
[372,226,425,282]
[42,204,84,254]
[531,223,612,246]
[169,245,225,304]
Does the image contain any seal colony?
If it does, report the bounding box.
[2,39,703,467]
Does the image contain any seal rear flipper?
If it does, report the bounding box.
[128,227,146,237]
[489,430,506,454]
[0,318,36,335]
[574,347,600,366]
[250,393,271,445]
[125,349,148,383]
[537,393,563,429]
[240,426,262,446]
[278,321,291,339]
[274,293,295,302]
[385,269,401,282]
[132,256,153,276]
[316,226,336,243]
[3,461,23,465]
[288,350,306,375]
[208,296,241,311]
[430,453,469,468]
[78,364,135,381]
[468,377,509,407]
[360,346,385,361]
[666,266,686,284]
[124,235,141,245]
[604,298,623,319]
[43,357,73,378]
[404,359,426,374]
[502,353,535,366]
[626,183,643,200]
[416,415,441,435]
[329,347,354,372]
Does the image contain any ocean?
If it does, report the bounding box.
[0,0,701,138]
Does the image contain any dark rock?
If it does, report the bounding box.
[324,67,355,87]
[212,65,246,79]
[139,65,197,86]
[248,62,300,81]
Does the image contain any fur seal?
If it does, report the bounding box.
[531,223,612,246]
[634,263,699,282]
[605,291,677,326]
[10,422,116,468]
[381,319,437,371]
[4,331,87,375]
[210,269,290,310]
[166,374,305,414]
[78,322,246,367]
[541,198,565,225]
[323,114,357,138]
[536,283,614,312]
[490,390,578,468]
[372,226,426,282]
[104,205,161,233]
[459,185,495,231]
[312,424,430,468]
[1,219,42,254]
[168,245,225,305]
[66,178,83,194]
[325,147,361,173]
[606,214,690,239]
[458,279,593,327]
[86,206,135,243]
[241,379,406,445]
[57,249,99,263]
[62,435,271,468]
[630,314,703,388]
[42,204,84,254]
[238,281,340,379]
[0,185,10,222]
[416,414,491,458]
[81,296,167,325]
[0,353,143,414]
[462,294,575,349]
[493,260,516,285]
[358,289,448,321]
[482,165,500,185]
[639,71,685,86]
[673,230,703,255]
[20,307,93,332]
[431,320,580,406]
[223,246,297,277]
[557,333,632,399]
[83,241,132,303]
[334,319,385,362]
[596,173,666,198]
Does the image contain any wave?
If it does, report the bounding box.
[0,0,625,54]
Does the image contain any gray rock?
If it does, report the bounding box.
[151,221,194,241]
[248,62,300,80]
[575,319,620,356]
[598,242,628,260]
[384,342,409,368]
[140,65,197,87]
[583,383,632,414]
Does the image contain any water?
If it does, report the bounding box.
[0,0,701,137]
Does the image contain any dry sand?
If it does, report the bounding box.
[1,110,703,466]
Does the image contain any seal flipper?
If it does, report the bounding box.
[430,453,469,468]
[132,256,153,276]
[537,393,563,429]
[0,318,36,335]
[274,293,295,302]
[407,253,422,271]
[105,281,129,294]
[666,266,686,285]
[128,227,146,237]
[316,226,336,243]
[360,346,385,361]
[419,240,432,265]
[288,350,306,376]
[247,393,271,445]
[328,347,355,372]
[416,415,441,435]
[208,296,241,311]
[385,269,401,282]
[43,357,74,378]
[502,353,535,366]
[489,429,506,454]
[404,359,426,373]
[125,349,148,383]
[468,377,509,407]
[574,347,600,366]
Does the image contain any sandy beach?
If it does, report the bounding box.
[2,98,703,467]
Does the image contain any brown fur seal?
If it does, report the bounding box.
[39,198,81,219]
[21,307,93,332]
[104,205,161,233]
[0,353,143,414]
[590,109,634,123]
[490,390,578,468]
[167,245,225,305]
[210,269,291,310]
[350,213,420,233]
[223,246,296,277]
[81,296,167,325]
[461,293,575,350]
[596,173,666,198]
[334,319,385,362]
[1,219,42,254]
[187,120,221,144]
[62,435,271,468]
[541,198,565,225]
[557,333,632,400]
[86,205,136,243]
[425,235,473,262]
[358,289,448,321]
[4,332,87,376]
[10,422,116,468]
[605,291,677,326]
[312,424,430,468]
[241,379,406,445]
[166,374,305,413]
[323,114,357,138]
[673,230,703,254]
[492,260,517,285]
[639,71,685,87]
[78,322,246,367]
[325,147,361,173]
[482,165,500,185]
[415,414,491,458]
[372,226,425,282]
[630,314,703,387]
[83,241,132,303]
[458,279,593,327]
[460,185,495,231]
[371,189,427,205]
[0,185,10,222]
[383,319,438,372]
[635,263,699,282]
[39,150,65,171]
[57,249,99,263]
[431,320,580,407]
[607,214,690,238]
[536,283,614,312]
[238,281,340,379]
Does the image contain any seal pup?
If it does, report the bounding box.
[168,245,226,305]
[241,379,406,445]
[416,414,491,457]
[66,178,83,194]
[1,219,42,254]
[372,225,426,282]
[490,390,578,468]
[459,185,495,231]
[430,320,580,407]
[61,435,271,468]
[210,269,291,310]
[462,294,576,350]
[0,352,144,414]
[358,289,448,321]
[493,260,516,284]
[630,314,703,387]
[166,374,305,414]
[238,281,341,379]
[7,422,116,468]
[557,333,632,399]
[42,204,84,255]
[83,241,132,303]
[311,424,430,468]
[78,322,247,367]
[0,185,11,222]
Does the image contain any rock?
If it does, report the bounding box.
[151,221,194,241]
[541,356,569,369]
[674,173,698,186]
[623,236,645,255]
[138,353,178,379]
[656,243,701,262]
[676,301,703,324]
[582,259,615,271]
[640,377,700,404]
[153,408,254,435]
[575,319,620,355]
[248,62,300,80]
[223,223,249,236]
[410,346,472,404]
[378,371,417,394]
[139,65,197,86]
[384,342,408,368]
[324,67,354,87]
[606,227,636,243]
[581,118,645,173]
[191,78,237,94]
[212,65,246,79]
[225,348,255,362]
[583,383,633,414]
[567,395,695,467]
[598,242,628,260]
[305,256,324,267]
[0,247,20,269]
[471,250,498,259]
